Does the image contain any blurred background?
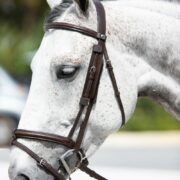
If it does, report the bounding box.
[0,0,180,179]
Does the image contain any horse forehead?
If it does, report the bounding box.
[49,28,92,45]
[31,39,92,79]
[44,32,78,55]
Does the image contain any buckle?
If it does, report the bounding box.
[38,158,47,168]
[59,149,87,176]
[90,66,96,74]
[77,150,87,164]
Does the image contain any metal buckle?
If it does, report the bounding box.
[59,150,74,176]
[90,66,96,74]
[77,150,87,164]
[59,149,86,176]
[38,158,47,168]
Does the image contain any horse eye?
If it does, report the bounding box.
[56,65,80,80]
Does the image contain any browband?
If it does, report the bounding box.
[45,22,107,41]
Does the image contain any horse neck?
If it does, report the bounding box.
[104,1,180,120]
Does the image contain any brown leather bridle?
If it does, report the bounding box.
[12,1,125,179]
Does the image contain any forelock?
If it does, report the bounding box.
[46,0,73,23]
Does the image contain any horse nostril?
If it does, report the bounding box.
[14,174,30,180]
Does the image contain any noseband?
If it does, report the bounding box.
[12,1,125,179]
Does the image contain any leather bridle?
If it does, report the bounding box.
[12,1,125,179]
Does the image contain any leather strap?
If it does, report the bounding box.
[74,102,94,150]
[68,0,107,146]
[80,164,107,180]
[73,0,107,149]
[68,46,102,140]
[68,105,85,138]
[14,129,75,149]
[94,0,106,34]
[45,22,106,41]
[104,46,126,126]
[12,140,65,180]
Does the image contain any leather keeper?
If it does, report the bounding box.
[106,60,113,69]
[93,45,103,53]
[80,97,90,106]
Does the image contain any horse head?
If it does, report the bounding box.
[9,0,137,179]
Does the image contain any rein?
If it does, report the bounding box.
[12,1,125,179]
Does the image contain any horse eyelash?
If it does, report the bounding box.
[56,65,81,80]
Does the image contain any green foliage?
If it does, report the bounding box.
[0,0,48,77]
[0,19,44,76]
[122,98,180,131]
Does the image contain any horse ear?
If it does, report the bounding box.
[74,0,89,13]
[47,0,62,9]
